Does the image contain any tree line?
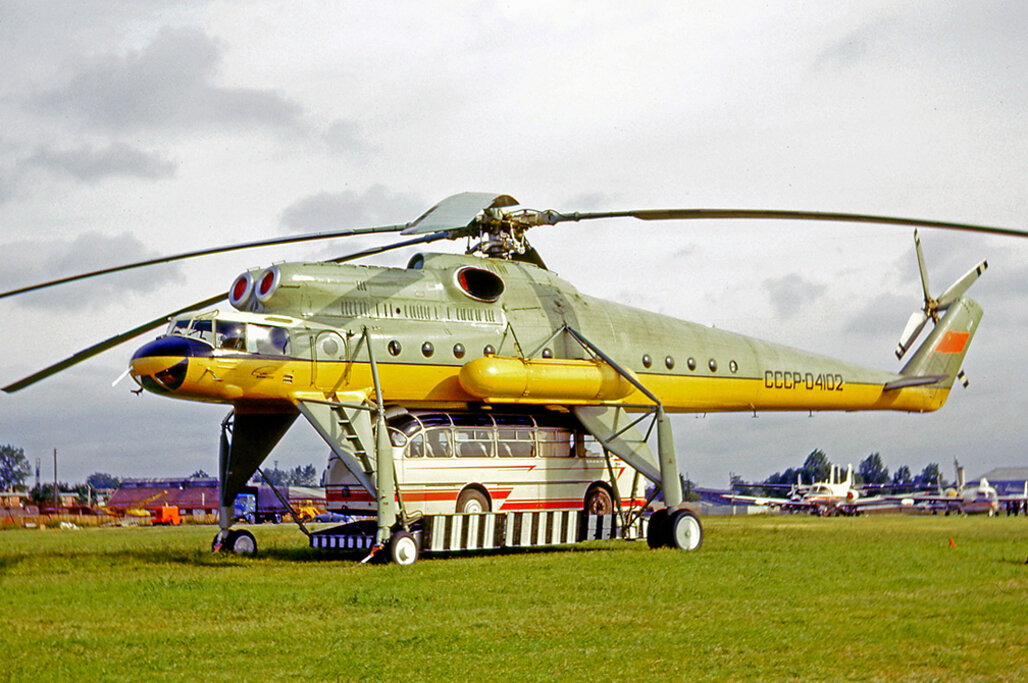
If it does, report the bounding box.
[0,443,322,506]
[732,449,948,496]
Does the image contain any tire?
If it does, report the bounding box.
[456,488,490,514]
[647,508,670,549]
[668,509,703,551]
[389,530,420,566]
[228,529,257,555]
[584,486,614,516]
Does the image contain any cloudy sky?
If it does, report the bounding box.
[1,1,1026,489]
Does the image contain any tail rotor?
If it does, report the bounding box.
[895,230,988,360]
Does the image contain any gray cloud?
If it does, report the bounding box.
[2,232,182,310]
[323,120,377,156]
[23,143,176,181]
[36,26,304,133]
[764,273,827,318]
[280,184,426,233]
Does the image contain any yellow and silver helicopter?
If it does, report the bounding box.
[3,193,1023,563]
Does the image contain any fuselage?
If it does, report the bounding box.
[129,252,951,414]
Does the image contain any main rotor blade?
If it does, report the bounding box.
[0,223,407,300]
[1,291,227,393]
[327,230,451,263]
[547,208,1028,239]
[401,192,518,234]
[3,228,453,393]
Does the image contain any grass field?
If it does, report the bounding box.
[2,515,1027,681]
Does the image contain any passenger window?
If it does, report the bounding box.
[388,428,407,448]
[407,433,425,458]
[538,430,572,457]
[426,428,452,457]
[250,324,290,355]
[455,428,493,457]
[497,428,534,457]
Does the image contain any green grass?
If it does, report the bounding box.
[2,516,1027,681]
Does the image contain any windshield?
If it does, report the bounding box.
[169,318,290,355]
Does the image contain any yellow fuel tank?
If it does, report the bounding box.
[458,356,636,402]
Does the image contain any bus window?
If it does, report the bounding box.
[426,428,452,457]
[389,428,407,448]
[407,433,425,458]
[497,428,534,457]
[538,429,572,457]
[456,428,493,458]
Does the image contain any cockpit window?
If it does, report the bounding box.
[168,318,289,356]
[217,322,246,350]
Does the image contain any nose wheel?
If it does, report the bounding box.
[213,529,257,555]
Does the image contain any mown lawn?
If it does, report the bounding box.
[2,515,1026,681]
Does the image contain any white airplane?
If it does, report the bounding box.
[893,460,999,516]
[729,464,890,516]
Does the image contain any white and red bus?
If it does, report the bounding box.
[324,410,646,518]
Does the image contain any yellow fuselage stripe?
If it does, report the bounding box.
[142,356,947,414]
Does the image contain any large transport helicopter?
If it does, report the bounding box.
[4,193,1025,564]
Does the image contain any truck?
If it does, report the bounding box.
[233,485,311,524]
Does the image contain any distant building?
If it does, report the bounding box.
[107,478,221,516]
[107,477,326,518]
[977,467,1028,495]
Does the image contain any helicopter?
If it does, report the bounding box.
[3,192,1025,564]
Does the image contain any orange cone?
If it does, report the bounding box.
[948,536,956,548]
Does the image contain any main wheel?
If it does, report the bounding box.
[647,508,670,549]
[215,529,257,555]
[456,488,490,514]
[389,530,420,566]
[668,509,703,551]
[584,486,614,515]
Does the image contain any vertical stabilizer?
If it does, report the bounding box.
[900,297,982,389]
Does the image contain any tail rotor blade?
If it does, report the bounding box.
[913,230,931,306]
[937,260,989,309]
[896,311,929,360]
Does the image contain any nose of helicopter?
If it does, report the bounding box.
[130,336,212,393]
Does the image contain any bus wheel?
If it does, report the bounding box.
[389,531,420,566]
[456,488,490,514]
[585,486,614,515]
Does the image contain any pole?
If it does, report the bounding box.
[53,448,58,512]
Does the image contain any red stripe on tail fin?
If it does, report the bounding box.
[933,330,970,355]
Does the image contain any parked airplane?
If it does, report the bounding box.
[894,460,998,516]
[729,464,893,516]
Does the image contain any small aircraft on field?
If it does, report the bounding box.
[728,463,899,516]
[3,192,1026,563]
[892,460,1003,516]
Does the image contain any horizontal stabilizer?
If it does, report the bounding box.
[883,374,947,391]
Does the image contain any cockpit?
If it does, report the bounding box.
[167,316,291,356]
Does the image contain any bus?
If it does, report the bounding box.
[324,410,647,519]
